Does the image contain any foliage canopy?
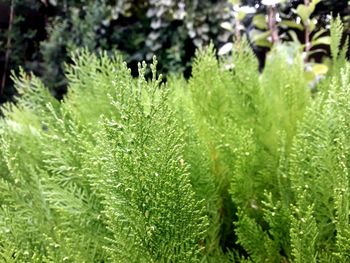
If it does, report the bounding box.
[0,19,350,262]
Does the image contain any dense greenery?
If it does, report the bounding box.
[0,0,349,104]
[0,0,235,102]
[1,18,349,262]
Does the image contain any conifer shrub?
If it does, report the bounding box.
[0,19,349,262]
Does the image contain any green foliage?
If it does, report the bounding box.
[0,53,207,262]
[1,0,237,103]
[1,19,350,262]
[289,194,318,263]
[40,1,111,95]
[330,15,344,61]
[2,0,349,105]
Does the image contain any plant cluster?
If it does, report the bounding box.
[220,0,350,71]
[0,0,235,103]
[40,0,236,92]
[1,18,350,262]
[1,0,349,105]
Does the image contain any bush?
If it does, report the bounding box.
[0,0,235,102]
[1,0,349,105]
[0,18,350,262]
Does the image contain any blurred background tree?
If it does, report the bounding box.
[0,0,349,105]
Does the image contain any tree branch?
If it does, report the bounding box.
[1,0,15,96]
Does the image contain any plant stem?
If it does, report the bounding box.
[268,5,279,45]
[1,0,15,96]
[235,18,241,42]
[304,0,311,63]
[234,4,241,42]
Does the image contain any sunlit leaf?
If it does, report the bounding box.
[261,0,286,6]
[48,0,57,6]
[296,4,313,24]
[251,30,271,42]
[295,0,321,24]
[230,0,241,5]
[288,30,300,44]
[307,49,327,56]
[280,20,304,31]
[311,29,327,41]
[311,0,322,8]
[218,42,234,56]
[311,63,328,75]
[255,38,273,48]
[308,19,317,33]
[239,6,256,14]
[304,70,316,82]
[220,22,234,32]
[253,14,268,30]
[312,36,331,47]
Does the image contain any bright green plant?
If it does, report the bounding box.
[0,18,349,262]
[0,53,208,262]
